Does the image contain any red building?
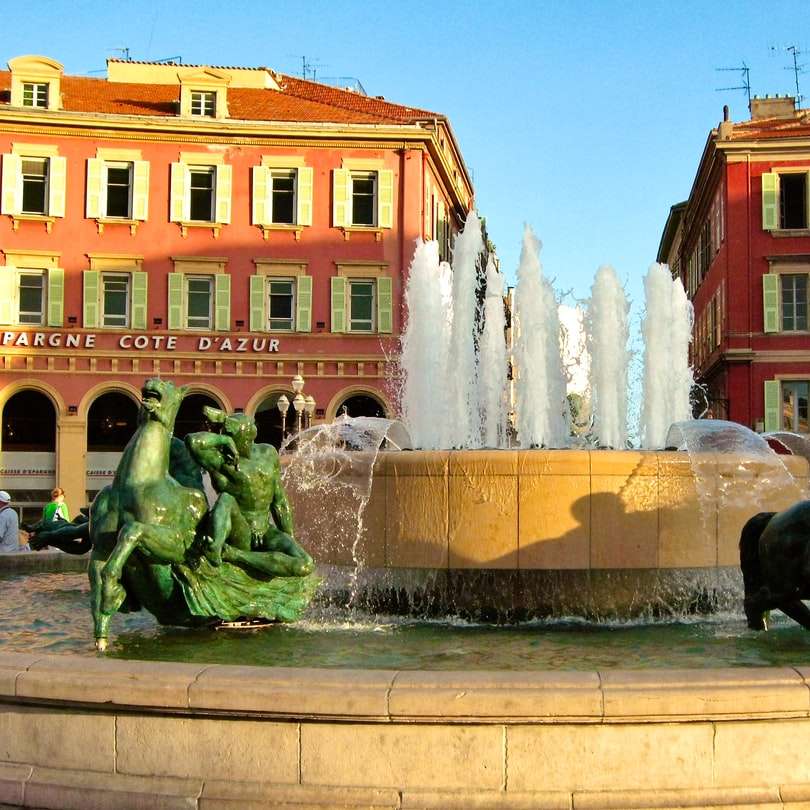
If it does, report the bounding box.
[0,55,474,520]
[658,95,810,435]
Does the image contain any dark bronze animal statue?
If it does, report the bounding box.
[740,504,810,630]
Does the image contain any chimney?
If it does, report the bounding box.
[749,94,797,120]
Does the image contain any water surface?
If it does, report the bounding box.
[3,572,810,670]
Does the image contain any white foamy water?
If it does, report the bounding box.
[587,265,630,448]
[400,239,452,449]
[479,255,509,447]
[640,263,694,449]
[445,212,485,448]
[512,224,569,447]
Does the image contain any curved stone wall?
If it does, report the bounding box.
[288,449,809,618]
[2,651,810,808]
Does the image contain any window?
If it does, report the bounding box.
[270,170,296,224]
[22,82,48,108]
[17,271,45,325]
[101,274,130,328]
[189,167,215,221]
[782,381,810,433]
[190,91,216,117]
[781,274,808,331]
[348,280,375,332]
[21,157,48,214]
[186,276,213,329]
[105,162,132,218]
[267,278,295,331]
[781,173,807,229]
[351,172,377,226]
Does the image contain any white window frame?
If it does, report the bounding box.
[20,156,50,215]
[349,171,378,227]
[101,272,131,329]
[348,278,376,333]
[267,277,296,332]
[782,380,810,432]
[104,161,133,219]
[185,275,214,330]
[780,272,810,332]
[269,169,298,225]
[190,90,217,117]
[16,268,47,326]
[22,82,48,108]
[188,165,216,222]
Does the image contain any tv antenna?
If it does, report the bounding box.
[287,55,324,80]
[715,61,751,107]
[109,47,131,61]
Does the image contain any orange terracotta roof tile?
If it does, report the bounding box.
[728,110,810,140]
[0,68,438,126]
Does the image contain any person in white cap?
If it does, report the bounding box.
[0,491,24,553]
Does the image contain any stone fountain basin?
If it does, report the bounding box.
[290,448,809,618]
[2,651,810,808]
[2,448,809,807]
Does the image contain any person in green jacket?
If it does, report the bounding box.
[42,487,70,523]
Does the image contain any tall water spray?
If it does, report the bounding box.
[640,263,694,449]
[445,212,485,448]
[400,240,453,449]
[587,265,630,448]
[478,255,509,447]
[513,225,568,447]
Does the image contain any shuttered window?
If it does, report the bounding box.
[782,381,810,433]
[101,274,130,328]
[17,271,45,325]
[186,276,213,329]
[781,274,808,331]
[268,278,295,330]
[189,167,215,222]
[21,158,48,214]
[348,280,375,332]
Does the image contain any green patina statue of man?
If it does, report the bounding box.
[185,406,314,579]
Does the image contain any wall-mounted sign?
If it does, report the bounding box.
[0,331,280,353]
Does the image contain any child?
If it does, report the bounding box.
[43,487,70,523]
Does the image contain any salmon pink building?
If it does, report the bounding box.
[0,55,474,520]
[658,96,810,436]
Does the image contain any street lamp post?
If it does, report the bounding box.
[276,394,290,439]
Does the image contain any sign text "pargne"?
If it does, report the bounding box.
[1,332,280,353]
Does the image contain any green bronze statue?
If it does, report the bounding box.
[34,379,317,650]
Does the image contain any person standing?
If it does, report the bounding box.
[0,491,25,553]
[42,487,70,523]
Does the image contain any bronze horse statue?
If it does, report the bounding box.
[740,503,810,630]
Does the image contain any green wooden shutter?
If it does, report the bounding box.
[0,267,14,324]
[168,273,184,330]
[215,273,231,331]
[333,168,349,227]
[378,169,394,228]
[215,164,232,224]
[377,276,393,333]
[764,380,781,432]
[132,160,150,221]
[48,156,66,217]
[47,267,64,327]
[1,154,21,215]
[252,166,268,225]
[249,274,266,331]
[296,275,312,332]
[170,162,188,222]
[331,276,346,333]
[762,273,779,333]
[131,271,148,330]
[297,166,313,226]
[83,270,100,328]
[85,158,105,218]
[762,172,779,231]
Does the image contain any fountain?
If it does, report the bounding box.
[2,221,810,808]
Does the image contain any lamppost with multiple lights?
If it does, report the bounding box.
[277,375,316,440]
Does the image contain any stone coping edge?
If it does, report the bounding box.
[0,761,807,810]
[2,651,810,723]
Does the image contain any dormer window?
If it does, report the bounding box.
[8,55,63,111]
[178,69,230,119]
[190,91,216,117]
[22,82,48,108]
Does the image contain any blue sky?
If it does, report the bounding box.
[4,0,808,312]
